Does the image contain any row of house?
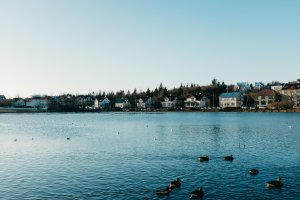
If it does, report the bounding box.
[1,80,299,111]
[219,80,300,109]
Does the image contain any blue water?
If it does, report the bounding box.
[0,112,299,199]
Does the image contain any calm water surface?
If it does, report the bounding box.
[0,112,299,199]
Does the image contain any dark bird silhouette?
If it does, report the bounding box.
[249,169,259,175]
[155,186,171,195]
[190,187,204,198]
[266,177,282,188]
[198,156,209,162]
[169,178,181,189]
[224,154,234,161]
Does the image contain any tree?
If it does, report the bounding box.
[212,78,217,85]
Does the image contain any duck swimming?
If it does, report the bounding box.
[198,156,209,162]
[224,154,234,161]
[249,169,259,175]
[156,186,171,195]
[266,177,282,188]
[190,187,204,198]
[169,178,181,189]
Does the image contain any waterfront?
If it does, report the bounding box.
[0,112,299,199]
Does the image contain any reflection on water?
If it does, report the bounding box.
[0,112,299,199]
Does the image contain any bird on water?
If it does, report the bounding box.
[266,177,282,188]
[190,187,204,198]
[224,154,234,161]
[169,178,181,189]
[198,155,209,161]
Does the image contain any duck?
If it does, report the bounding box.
[249,168,259,175]
[169,178,181,189]
[190,187,204,198]
[224,154,234,161]
[198,156,209,162]
[266,177,282,188]
[155,186,171,195]
[66,137,70,140]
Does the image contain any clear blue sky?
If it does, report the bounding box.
[0,0,299,98]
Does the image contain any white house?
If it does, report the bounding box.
[184,95,210,109]
[184,95,200,108]
[161,96,177,109]
[137,98,146,109]
[136,97,154,110]
[219,92,243,108]
[26,96,49,109]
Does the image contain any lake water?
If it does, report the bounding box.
[0,112,299,199]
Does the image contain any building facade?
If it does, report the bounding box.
[219,92,243,108]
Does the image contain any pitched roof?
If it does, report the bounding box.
[254,89,278,96]
[282,83,300,90]
[115,98,129,104]
[219,92,242,98]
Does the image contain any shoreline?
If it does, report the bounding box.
[0,107,299,113]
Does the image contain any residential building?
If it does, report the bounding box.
[271,85,283,92]
[219,92,243,108]
[237,82,251,91]
[279,81,300,108]
[0,95,6,101]
[75,95,96,109]
[184,95,210,109]
[115,98,131,110]
[97,96,111,110]
[26,96,49,109]
[253,89,280,108]
[136,97,154,110]
[199,95,210,108]
[161,96,178,109]
[184,95,200,108]
[13,98,26,107]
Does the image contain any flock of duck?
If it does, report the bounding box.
[155,154,283,198]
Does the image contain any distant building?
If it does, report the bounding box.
[219,92,243,108]
[253,89,280,108]
[97,96,111,110]
[184,94,209,109]
[161,96,178,109]
[279,81,300,108]
[75,95,96,109]
[136,97,154,110]
[13,98,26,107]
[184,95,200,108]
[115,98,131,110]
[0,95,6,101]
[271,85,283,92]
[254,82,265,90]
[237,82,251,91]
[26,96,49,109]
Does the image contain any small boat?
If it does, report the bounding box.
[266,177,282,188]
[249,169,259,175]
[169,178,181,189]
[190,187,204,198]
[156,186,171,195]
[224,154,234,161]
[198,156,209,161]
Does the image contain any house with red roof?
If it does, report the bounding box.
[279,81,300,108]
[253,89,280,109]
